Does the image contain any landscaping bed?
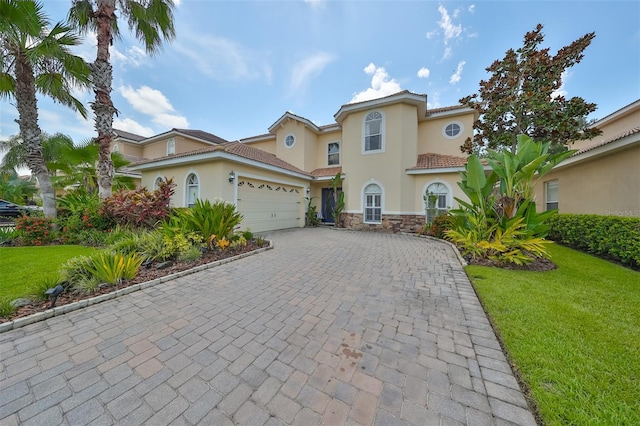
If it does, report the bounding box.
[1,239,268,324]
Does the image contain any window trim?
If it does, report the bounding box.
[112,143,119,153]
[185,171,200,208]
[154,176,165,191]
[362,181,383,224]
[545,180,559,211]
[362,110,385,154]
[327,141,340,166]
[284,133,296,149]
[423,180,452,223]
[167,137,176,155]
[442,121,463,139]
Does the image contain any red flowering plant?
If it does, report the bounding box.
[15,215,57,246]
[101,178,175,229]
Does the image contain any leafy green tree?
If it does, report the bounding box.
[0,0,90,218]
[460,24,601,154]
[0,170,37,203]
[68,0,176,199]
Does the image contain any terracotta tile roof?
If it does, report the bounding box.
[573,127,640,156]
[310,167,342,178]
[131,142,311,177]
[220,142,310,176]
[425,105,469,116]
[121,154,147,163]
[173,128,228,144]
[114,129,146,142]
[409,153,471,170]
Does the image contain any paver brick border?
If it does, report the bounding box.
[0,241,273,334]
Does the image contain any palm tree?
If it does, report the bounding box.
[68,0,176,199]
[0,132,74,174]
[0,0,90,218]
[49,139,134,193]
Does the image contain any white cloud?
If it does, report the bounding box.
[113,118,155,137]
[417,67,431,78]
[450,61,466,84]
[118,85,189,129]
[350,63,402,103]
[438,5,462,44]
[469,4,475,13]
[174,33,270,82]
[551,70,570,99]
[289,52,336,94]
[304,0,326,10]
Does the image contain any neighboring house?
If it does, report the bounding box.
[128,91,479,233]
[533,99,640,217]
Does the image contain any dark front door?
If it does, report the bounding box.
[322,188,336,223]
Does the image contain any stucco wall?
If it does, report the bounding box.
[142,137,213,159]
[417,113,474,156]
[533,145,640,216]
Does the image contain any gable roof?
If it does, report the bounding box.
[129,141,311,178]
[114,129,146,142]
[334,90,427,124]
[172,128,228,144]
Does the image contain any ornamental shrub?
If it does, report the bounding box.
[15,215,56,246]
[547,214,640,268]
[101,178,175,228]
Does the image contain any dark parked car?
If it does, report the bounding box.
[0,199,32,218]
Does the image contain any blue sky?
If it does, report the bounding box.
[1,0,639,146]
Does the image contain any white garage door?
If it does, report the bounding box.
[237,178,303,232]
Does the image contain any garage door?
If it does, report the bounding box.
[237,178,303,232]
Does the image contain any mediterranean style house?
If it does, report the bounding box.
[533,98,640,217]
[123,91,478,233]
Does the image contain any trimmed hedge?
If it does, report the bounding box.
[547,214,640,268]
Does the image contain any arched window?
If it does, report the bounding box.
[364,111,383,152]
[167,138,176,155]
[112,143,119,153]
[154,176,165,190]
[424,182,449,223]
[186,173,199,207]
[364,183,382,223]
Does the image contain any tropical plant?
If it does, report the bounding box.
[49,140,134,193]
[460,24,601,154]
[175,198,243,249]
[0,132,73,174]
[447,134,573,265]
[86,251,143,285]
[0,0,91,218]
[304,197,320,227]
[0,170,37,204]
[14,214,56,246]
[68,0,176,199]
[60,255,94,284]
[101,178,174,228]
[329,172,344,226]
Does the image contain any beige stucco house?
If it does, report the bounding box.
[533,99,640,216]
[123,91,479,233]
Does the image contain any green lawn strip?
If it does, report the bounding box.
[0,246,96,301]
[467,243,640,425]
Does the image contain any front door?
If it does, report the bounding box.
[322,188,336,223]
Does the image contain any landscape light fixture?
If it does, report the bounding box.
[45,284,64,308]
[228,171,235,183]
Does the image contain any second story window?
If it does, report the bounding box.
[328,142,340,165]
[364,111,383,152]
[167,138,176,155]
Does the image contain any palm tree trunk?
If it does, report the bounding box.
[92,0,117,199]
[14,52,56,219]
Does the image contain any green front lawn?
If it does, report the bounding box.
[0,245,96,301]
[468,243,640,425]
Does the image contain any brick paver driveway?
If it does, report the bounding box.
[0,228,536,425]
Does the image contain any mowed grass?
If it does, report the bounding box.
[0,245,96,301]
[467,243,640,425]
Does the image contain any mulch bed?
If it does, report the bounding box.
[466,255,557,271]
[1,241,268,324]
